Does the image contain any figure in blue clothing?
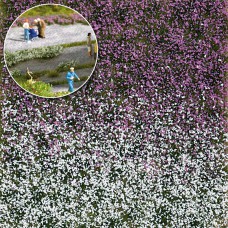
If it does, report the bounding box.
[66,67,80,92]
[29,26,38,40]
[23,19,31,43]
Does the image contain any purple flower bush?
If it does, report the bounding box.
[11,14,85,27]
[0,0,227,227]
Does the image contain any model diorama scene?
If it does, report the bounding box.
[4,4,98,98]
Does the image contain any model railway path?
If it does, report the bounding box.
[5,23,96,52]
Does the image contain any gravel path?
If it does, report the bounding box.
[52,81,86,93]
[4,24,96,52]
[52,85,69,93]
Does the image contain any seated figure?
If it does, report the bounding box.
[29,26,38,40]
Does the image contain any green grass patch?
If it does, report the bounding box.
[57,60,78,72]
[74,62,96,70]
[60,41,87,48]
[12,70,70,97]
[60,40,96,48]
[31,70,50,79]
[57,61,95,72]
[47,70,60,78]
[17,78,70,97]
[20,80,54,97]
[20,5,75,18]
[5,45,63,67]
[12,69,50,80]
[78,75,89,81]
[50,80,68,86]
[76,20,89,25]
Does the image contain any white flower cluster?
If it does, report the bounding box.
[0,83,226,227]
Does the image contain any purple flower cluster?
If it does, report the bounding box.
[0,0,227,227]
[11,13,85,27]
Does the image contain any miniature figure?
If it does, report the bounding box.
[66,67,80,92]
[87,33,92,57]
[29,25,38,40]
[37,18,46,38]
[23,19,31,43]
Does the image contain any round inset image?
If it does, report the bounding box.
[4,4,98,98]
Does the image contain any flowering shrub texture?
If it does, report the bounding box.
[12,14,86,27]
[0,0,227,227]
[5,45,63,67]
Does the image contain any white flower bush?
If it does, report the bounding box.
[1,0,227,227]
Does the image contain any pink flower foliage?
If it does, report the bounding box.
[11,13,85,27]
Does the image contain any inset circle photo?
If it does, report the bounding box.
[4,4,98,98]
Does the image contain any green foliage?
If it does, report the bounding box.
[20,5,75,17]
[74,63,96,70]
[56,60,78,72]
[15,78,70,97]
[60,40,96,48]
[50,80,71,86]
[20,80,53,97]
[31,70,50,79]
[57,61,95,73]
[12,69,51,81]
[47,70,59,78]
[53,91,71,97]
[4,52,15,67]
[78,75,89,81]
[61,41,87,48]
[5,45,63,67]
[77,20,89,25]
[11,69,23,78]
